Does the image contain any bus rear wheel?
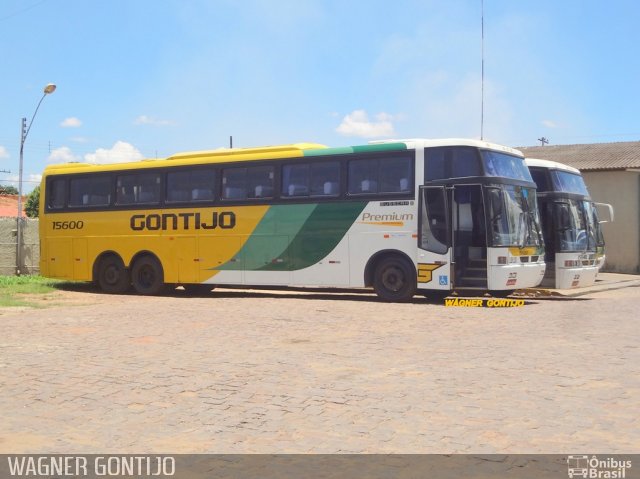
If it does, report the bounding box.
[131,255,166,295]
[373,256,416,302]
[97,255,130,294]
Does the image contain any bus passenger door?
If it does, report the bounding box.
[418,186,452,291]
[450,184,487,289]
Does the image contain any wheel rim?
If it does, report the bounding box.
[381,265,405,292]
[104,265,120,285]
[137,265,155,289]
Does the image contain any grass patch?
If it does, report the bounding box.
[0,275,66,308]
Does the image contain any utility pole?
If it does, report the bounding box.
[17,83,56,275]
[538,137,549,146]
[480,0,484,140]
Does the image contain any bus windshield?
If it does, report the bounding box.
[486,185,543,247]
[554,199,598,252]
[482,150,533,182]
[550,170,589,195]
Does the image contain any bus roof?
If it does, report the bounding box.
[43,142,327,175]
[525,157,581,175]
[370,138,524,157]
[42,138,522,176]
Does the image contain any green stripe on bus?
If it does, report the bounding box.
[303,146,354,157]
[351,142,407,153]
[256,201,367,271]
[216,204,317,271]
[303,143,407,158]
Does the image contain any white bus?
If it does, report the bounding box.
[526,158,613,289]
[40,138,546,300]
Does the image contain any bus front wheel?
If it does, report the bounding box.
[131,255,166,295]
[373,256,416,302]
[97,255,130,294]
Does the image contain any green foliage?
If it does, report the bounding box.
[0,275,62,308]
[0,185,19,195]
[0,274,60,291]
[0,275,59,308]
[25,185,40,218]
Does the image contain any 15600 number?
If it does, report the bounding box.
[52,220,84,230]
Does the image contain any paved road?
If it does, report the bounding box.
[0,285,638,453]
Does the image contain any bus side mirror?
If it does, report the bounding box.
[594,202,614,223]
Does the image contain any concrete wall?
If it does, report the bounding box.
[0,218,39,276]
[582,170,640,274]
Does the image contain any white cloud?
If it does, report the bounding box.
[48,146,79,163]
[134,115,175,126]
[542,119,558,128]
[0,146,9,159]
[29,173,42,184]
[84,141,144,164]
[60,117,82,128]
[336,110,396,138]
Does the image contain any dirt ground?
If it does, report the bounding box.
[0,283,639,453]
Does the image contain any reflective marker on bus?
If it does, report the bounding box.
[525,158,614,289]
[39,139,546,301]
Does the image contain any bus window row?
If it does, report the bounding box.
[46,154,413,210]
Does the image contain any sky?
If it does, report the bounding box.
[1,0,639,193]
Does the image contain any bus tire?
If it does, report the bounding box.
[97,255,130,294]
[373,256,416,302]
[131,255,166,295]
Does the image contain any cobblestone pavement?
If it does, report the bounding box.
[0,285,638,453]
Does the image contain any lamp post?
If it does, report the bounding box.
[16,83,56,275]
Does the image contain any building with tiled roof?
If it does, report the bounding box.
[518,141,640,274]
[519,141,640,171]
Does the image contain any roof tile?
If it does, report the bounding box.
[518,141,640,171]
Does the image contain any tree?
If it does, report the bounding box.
[0,185,19,195]
[25,186,40,218]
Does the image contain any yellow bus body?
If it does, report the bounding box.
[39,143,325,283]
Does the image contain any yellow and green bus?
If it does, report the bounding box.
[39,139,545,301]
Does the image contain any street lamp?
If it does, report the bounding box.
[16,83,56,275]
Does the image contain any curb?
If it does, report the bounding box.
[520,279,640,299]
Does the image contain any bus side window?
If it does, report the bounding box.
[348,159,378,194]
[247,166,274,199]
[529,168,551,192]
[222,168,246,200]
[379,157,411,193]
[282,164,309,197]
[69,176,112,207]
[420,187,449,254]
[310,162,340,197]
[451,147,481,178]
[425,148,446,181]
[167,168,215,203]
[47,178,66,209]
[117,173,160,205]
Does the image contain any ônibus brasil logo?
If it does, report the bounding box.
[567,455,632,479]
